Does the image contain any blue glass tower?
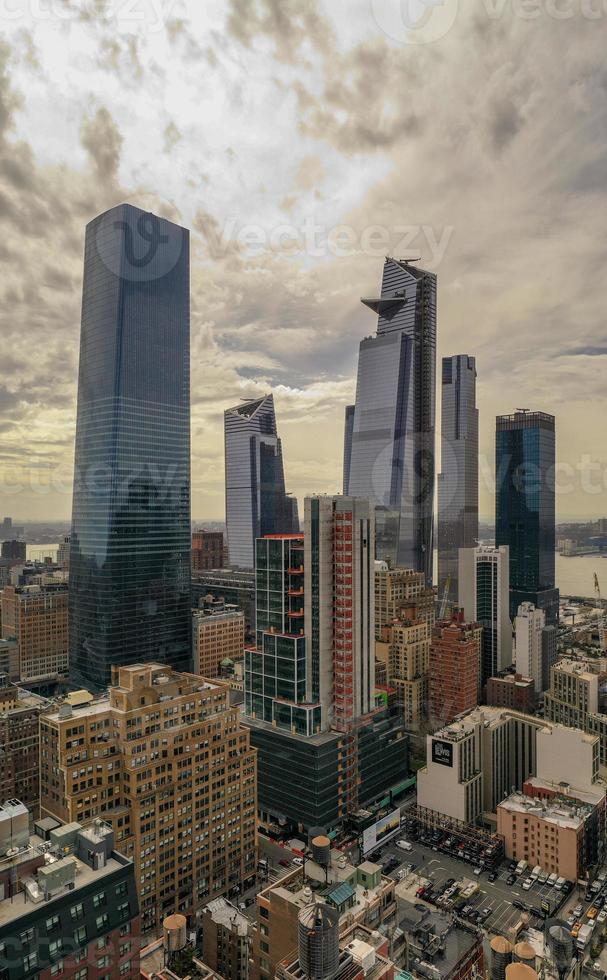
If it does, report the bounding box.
[495,410,558,625]
[69,203,191,690]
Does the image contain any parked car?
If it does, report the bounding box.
[279,858,290,867]
[522,878,534,891]
[396,840,413,852]
[479,908,492,921]
[573,905,584,918]
[571,922,582,939]
[488,871,498,882]
[509,861,518,872]
[513,899,526,910]
[597,909,607,924]
[507,874,517,886]
[547,873,558,887]
[588,907,599,920]
[567,915,577,928]
[292,857,304,866]
[537,870,548,884]
[473,866,483,876]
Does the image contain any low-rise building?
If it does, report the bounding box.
[251,851,397,980]
[276,917,396,980]
[486,673,537,712]
[192,606,245,677]
[397,896,484,980]
[200,897,253,979]
[0,801,140,980]
[0,678,50,816]
[545,658,607,770]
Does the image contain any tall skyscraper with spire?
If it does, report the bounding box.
[69,203,192,691]
[344,257,437,583]
[438,354,478,601]
[224,394,298,568]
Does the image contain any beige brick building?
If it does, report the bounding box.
[374,566,434,633]
[1,582,68,683]
[377,618,430,730]
[40,664,257,934]
[192,607,245,677]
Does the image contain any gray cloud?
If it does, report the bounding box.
[80,107,123,184]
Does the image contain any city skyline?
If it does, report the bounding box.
[0,5,603,523]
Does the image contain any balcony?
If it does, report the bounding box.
[287,567,304,575]
[287,609,304,618]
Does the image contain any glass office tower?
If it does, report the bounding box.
[495,410,558,624]
[438,355,478,602]
[224,394,299,569]
[344,257,436,583]
[69,203,192,690]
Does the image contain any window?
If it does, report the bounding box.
[23,952,38,971]
[50,962,64,977]
[20,928,34,945]
[119,962,131,976]
[97,955,111,969]
[119,923,130,937]
[70,903,84,920]
[75,970,88,980]
[119,942,132,956]
[96,937,108,950]
[93,891,106,908]
[73,926,87,946]
[115,881,128,897]
[96,914,109,930]
[46,915,61,932]
[117,902,130,920]
[49,938,64,960]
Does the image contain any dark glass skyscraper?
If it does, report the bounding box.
[224,394,299,569]
[69,203,191,691]
[495,410,558,624]
[344,257,436,583]
[438,354,478,602]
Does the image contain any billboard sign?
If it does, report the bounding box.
[432,739,453,767]
[362,807,401,855]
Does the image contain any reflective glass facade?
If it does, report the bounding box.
[224,395,299,569]
[69,204,191,690]
[437,355,478,601]
[345,258,436,582]
[495,411,558,624]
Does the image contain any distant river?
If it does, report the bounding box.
[27,544,603,601]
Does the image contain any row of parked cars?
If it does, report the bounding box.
[415,877,491,924]
[405,822,502,871]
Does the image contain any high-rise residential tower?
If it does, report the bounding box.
[69,204,191,691]
[437,355,478,602]
[458,545,512,687]
[496,410,559,624]
[224,394,299,569]
[344,258,437,582]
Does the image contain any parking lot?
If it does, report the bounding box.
[368,832,571,937]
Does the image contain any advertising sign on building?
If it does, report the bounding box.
[431,739,454,767]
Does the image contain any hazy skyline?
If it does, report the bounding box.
[0,1,605,521]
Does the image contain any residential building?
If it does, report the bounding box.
[69,203,191,691]
[515,602,555,693]
[397,898,484,980]
[486,673,536,713]
[192,530,224,571]
[437,354,478,603]
[276,916,397,980]
[224,394,298,569]
[545,658,607,769]
[0,802,140,980]
[428,616,481,727]
[344,257,437,581]
[497,783,605,881]
[39,664,257,934]
[1,583,69,683]
[192,607,244,677]
[0,678,49,816]
[374,565,434,633]
[1,539,26,560]
[200,897,253,980]
[245,499,408,832]
[458,545,512,687]
[57,535,70,570]
[378,616,430,731]
[496,411,559,624]
[251,850,397,980]
[140,934,222,979]
[191,568,256,640]
[417,705,602,825]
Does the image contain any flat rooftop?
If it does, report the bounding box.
[498,791,591,830]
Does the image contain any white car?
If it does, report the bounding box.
[598,910,607,924]
[522,878,534,891]
[292,857,304,866]
[396,840,413,852]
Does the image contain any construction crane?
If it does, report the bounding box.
[438,576,451,621]
[594,573,606,651]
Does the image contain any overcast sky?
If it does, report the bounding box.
[0,0,605,522]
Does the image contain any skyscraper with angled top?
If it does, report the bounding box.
[224,394,299,569]
[69,203,192,691]
[344,257,437,583]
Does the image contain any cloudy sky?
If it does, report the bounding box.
[0,0,605,522]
